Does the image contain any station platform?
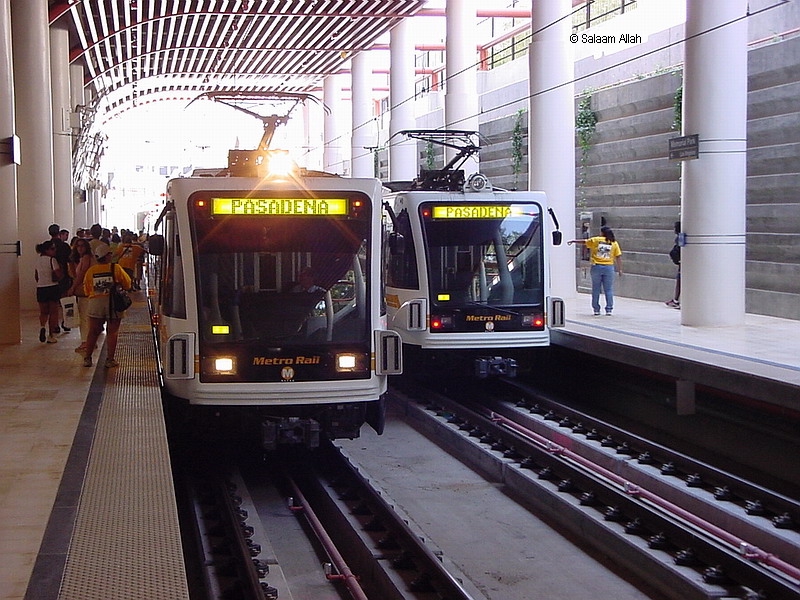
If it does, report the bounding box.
[1,290,798,599]
[555,293,800,415]
[0,293,188,600]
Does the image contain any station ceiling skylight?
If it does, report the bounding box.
[49,0,428,120]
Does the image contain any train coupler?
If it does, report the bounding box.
[261,418,321,451]
[474,356,517,379]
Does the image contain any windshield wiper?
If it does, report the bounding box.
[462,301,522,317]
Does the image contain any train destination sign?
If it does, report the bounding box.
[432,205,514,219]
[212,197,349,216]
[668,134,699,161]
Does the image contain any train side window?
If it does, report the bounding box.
[384,208,418,289]
[162,212,186,318]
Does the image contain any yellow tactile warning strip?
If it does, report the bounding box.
[57,308,189,599]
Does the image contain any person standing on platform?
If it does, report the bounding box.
[568,226,623,316]
[113,232,145,291]
[82,243,132,369]
[68,238,94,354]
[34,240,63,343]
[49,224,73,333]
[666,221,681,309]
[88,223,104,257]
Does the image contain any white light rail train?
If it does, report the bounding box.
[149,95,401,449]
[382,130,565,377]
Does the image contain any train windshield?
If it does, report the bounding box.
[420,202,544,307]
[188,192,371,345]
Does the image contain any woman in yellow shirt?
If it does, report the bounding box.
[568,226,623,315]
[82,243,132,368]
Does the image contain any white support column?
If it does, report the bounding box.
[351,51,374,178]
[0,0,21,343]
[323,73,347,174]
[50,22,73,230]
[529,0,577,302]
[444,0,478,176]
[69,63,88,228]
[388,18,417,181]
[70,63,84,109]
[681,0,748,326]
[11,0,55,310]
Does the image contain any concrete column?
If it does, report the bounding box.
[444,0,479,175]
[681,0,747,326]
[70,63,84,108]
[69,63,88,229]
[388,18,417,181]
[0,0,21,343]
[88,187,100,227]
[11,0,55,310]
[350,51,374,178]
[323,73,347,174]
[50,22,72,230]
[529,0,577,302]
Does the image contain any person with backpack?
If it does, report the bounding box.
[81,243,132,368]
[666,221,681,309]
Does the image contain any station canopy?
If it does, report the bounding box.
[49,0,428,123]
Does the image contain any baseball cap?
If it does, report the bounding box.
[93,242,111,259]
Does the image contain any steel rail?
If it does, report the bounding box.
[391,382,800,599]
[285,475,370,600]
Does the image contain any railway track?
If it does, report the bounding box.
[175,444,478,600]
[166,368,798,599]
[387,376,800,600]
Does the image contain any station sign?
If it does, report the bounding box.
[669,134,699,161]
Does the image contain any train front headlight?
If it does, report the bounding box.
[266,151,297,178]
[336,353,358,372]
[214,357,236,374]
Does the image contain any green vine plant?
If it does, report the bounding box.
[672,84,683,132]
[511,108,526,190]
[425,140,436,170]
[576,94,597,205]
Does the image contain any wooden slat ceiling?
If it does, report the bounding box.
[49,0,428,121]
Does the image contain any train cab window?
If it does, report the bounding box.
[189,193,371,344]
[420,202,544,308]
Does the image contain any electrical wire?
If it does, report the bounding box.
[315,1,785,168]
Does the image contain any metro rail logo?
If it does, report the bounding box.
[252,355,321,365]
[465,314,513,322]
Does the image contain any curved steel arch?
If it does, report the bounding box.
[49,0,427,120]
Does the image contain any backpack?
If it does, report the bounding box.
[669,244,681,265]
